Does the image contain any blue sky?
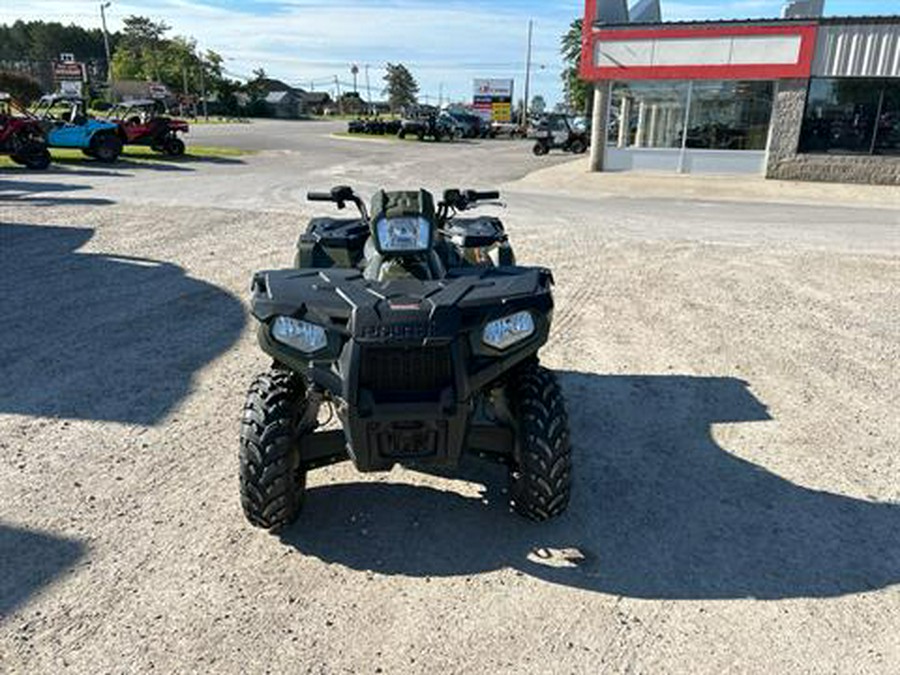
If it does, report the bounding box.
[2,1,897,104]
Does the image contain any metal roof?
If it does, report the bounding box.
[594,15,900,29]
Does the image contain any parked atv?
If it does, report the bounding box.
[0,93,51,170]
[105,99,189,156]
[532,113,588,156]
[240,186,571,531]
[32,94,123,163]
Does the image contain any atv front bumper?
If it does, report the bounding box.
[258,328,531,473]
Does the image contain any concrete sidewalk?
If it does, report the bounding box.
[510,158,900,209]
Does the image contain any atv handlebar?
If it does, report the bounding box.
[470,190,500,202]
[306,191,334,202]
[307,186,369,220]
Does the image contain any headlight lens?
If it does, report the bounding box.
[271,316,327,354]
[483,311,535,350]
[376,216,431,253]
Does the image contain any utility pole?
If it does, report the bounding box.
[199,59,208,120]
[364,64,372,113]
[522,19,533,127]
[439,83,443,108]
[334,75,342,114]
[100,1,113,98]
[351,64,359,94]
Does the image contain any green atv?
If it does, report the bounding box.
[240,186,571,531]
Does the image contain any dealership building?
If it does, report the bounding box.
[582,1,900,184]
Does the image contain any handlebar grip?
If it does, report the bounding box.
[307,192,333,202]
[473,190,500,201]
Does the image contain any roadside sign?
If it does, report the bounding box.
[53,61,85,81]
[58,80,84,97]
[148,83,169,100]
[473,79,514,124]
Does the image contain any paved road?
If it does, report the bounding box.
[1,120,899,674]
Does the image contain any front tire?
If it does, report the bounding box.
[533,142,549,156]
[239,370,309,531]
[570,138,587,154]
[508,365,572,521]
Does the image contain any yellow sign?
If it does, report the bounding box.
[492,102,512,123]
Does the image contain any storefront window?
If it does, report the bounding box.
[799,78,899,156]
[609,81,689,149]
[686,81,773,150]
[609,80,774,151]
[874,82,899,156]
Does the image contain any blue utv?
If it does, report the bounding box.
[32,95,124,163]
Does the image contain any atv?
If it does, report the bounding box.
[240,186,571,531]
[31,94,123,163]
[105,99,189,156]
[532,113,588,156]
[0,93,51,170]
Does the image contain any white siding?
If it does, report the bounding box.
[813,23,900,77]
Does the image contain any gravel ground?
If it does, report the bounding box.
[1,121,899,674]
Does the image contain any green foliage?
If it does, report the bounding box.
[0,20,114,62]
[382,63,418,112]
[560,18,591,114]
[0,70,42,104]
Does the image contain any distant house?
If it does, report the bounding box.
[301,91,331,115]
[264,89,305,118]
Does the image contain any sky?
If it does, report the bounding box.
[1,0,897,105]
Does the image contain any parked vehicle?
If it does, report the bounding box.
[491,121,527,139]
[105,99,189,156]
[532,113,589,156]
[239,185,571,531]
[398,107,458,141]
[444,109,490,138]
[0,92,51,169]
[31,94,123,163]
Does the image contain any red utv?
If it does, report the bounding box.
[0,92,51,170]
[106,99,189,156]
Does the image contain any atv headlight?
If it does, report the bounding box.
[375,216,431,253]
[271,316,327,354]
[483,311,535,350]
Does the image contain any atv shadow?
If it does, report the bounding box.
[0,223,245,424]
[0,524,85,618]
[0,180,116,206]
[281,373,900,600]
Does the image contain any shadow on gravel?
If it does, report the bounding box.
[0,524,84,618]
[282,373,900,600]
[0,180,115,206]
[0,223,246,424]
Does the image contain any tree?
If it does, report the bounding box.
[113,16,170,82]
[530,95,546,115]
[560,18,591,114]
[382,63,418,112]
[0,70,42,104]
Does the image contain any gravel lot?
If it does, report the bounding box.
[1,120,899,674]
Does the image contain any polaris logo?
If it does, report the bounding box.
[360,323,429,341]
